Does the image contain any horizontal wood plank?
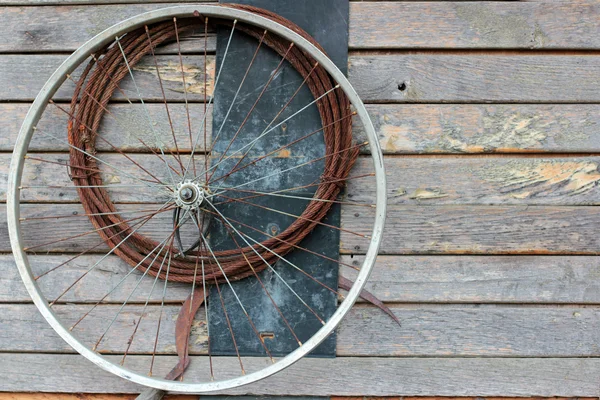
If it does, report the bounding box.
[340,205,600,255]
[1,354,599,396]
[7,153,600,205]
[0,55,214,102]
[1,3,599,51]
[4,104,600,154]
[1,103,213,152]
[348,156,600,205]
[3,303,600,357]
[3,204,600,254]
[348,54,600,103]
[348,2,600,50]
[341,255,600,303]
[355,104,600,154]
[3,54,600,102]
[6,254,600,304]
[8,152,600,205]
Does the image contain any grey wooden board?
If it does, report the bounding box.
[347,54,600,103]
[9,154,600,206]
[206,0,348,357]
[0,55,214,102]
[5,204,600,254]
[2,354,600,396]
[6,303,600,357]
[5,254,600,304]
[341,205,600,255]
[3,54,600,102]
[0,104,213,153]
[3,103,600,154]
[1,2,599,51]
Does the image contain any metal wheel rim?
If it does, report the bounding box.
[7,4,387,393]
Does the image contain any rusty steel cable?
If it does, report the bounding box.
[66,4,358,286]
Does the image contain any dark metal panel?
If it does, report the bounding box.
[209,0,349,357]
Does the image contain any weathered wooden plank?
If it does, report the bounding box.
[341,255,600,304]
[1,103,213,152]
[3,204,600,254]
[355,104,600,154]
[7,154,600,205]
[1,354,600,396]
[7,254,600,304]
[349,2,600,50]
[340,205,600,255]
[0,4,218,54]
[4,303,600,357]
[0,55,214,102]
[7,153,207,204]
[3,54,600,102]
[1,3,599,51]
[0,254,192,303]
[349,54,600,103]
[348,156,600,206]
[5,104,600,154]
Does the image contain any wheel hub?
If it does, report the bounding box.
[174,180,207,210]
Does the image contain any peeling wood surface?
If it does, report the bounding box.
[3,54,600,102]
[7,153,600,205]
[4,104,600,154]
[0,3,599,51]
[2,354,600,396]
[355,104,600,154]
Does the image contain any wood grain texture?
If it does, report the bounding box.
[341,255,600,304]
[7,254,600,304]
[348,2,600,50]
[5,104,600,154]
[3,303,600,357]
[354,104,600,154]
[348,155,600,205]
[0,55,214,102]
[1,354,600,396]
[349,54,600,103]
[3,54,600,102]
[7,153,600,205]
[1,103,213,152]
[4,204,600,255]
[1,2,598,51]
[340,205,600,255]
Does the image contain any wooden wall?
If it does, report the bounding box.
[1,0,600,397]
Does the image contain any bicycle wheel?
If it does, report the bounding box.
[7,4,386,392]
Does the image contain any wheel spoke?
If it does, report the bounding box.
[182,20,237,181]
[206,201,325,325]
[144,25,185,174]
[199,228,274,361]
[198,85,341,183]
[115,35,178,185]
[49,201,172,306]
